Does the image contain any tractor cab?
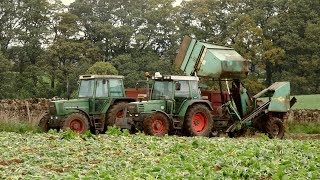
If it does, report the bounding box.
[127,72,201,116]
[117,72,214,136]
[78,75,124,99]
[40,75,135,134]
[151,72,200,101]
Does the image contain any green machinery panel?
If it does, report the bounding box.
[175,36,249,79]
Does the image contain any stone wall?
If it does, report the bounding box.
[0,99,319,124]
[0,99,49,125]
[288,109,320,123]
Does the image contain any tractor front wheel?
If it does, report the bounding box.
[185,104,213,137]
[63,113,89,134]
[266,117,285,139]
[143,113,170,136]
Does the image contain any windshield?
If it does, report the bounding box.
[78,79,95,98]
[151,81,173,100]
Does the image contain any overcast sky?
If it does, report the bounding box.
[61,0,184,6]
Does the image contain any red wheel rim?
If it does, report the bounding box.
[191,112,208,132]
[69,119,84,133]
[116,111,124,118]
[151,119,165,135]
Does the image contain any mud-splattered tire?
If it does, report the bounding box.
[38,113,49,132]
[266,117,285,139]
[143,113,170,136]
[63,113,89,134]
[185,104,213,137]
[106,102,128,126]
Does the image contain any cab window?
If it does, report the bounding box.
[109,79,123,97]
[78,79,95,98]
[95,79,108,97]
[175,80,190,98]
[151,81,173,100]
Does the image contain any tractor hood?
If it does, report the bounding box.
[50,99,90,116]
[127,100,167,114]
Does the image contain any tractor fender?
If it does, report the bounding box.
[102,98,136,114]
[151,110,171,121]
[177,99,213,117]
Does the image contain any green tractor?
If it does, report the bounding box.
[39,75,135,134]
[116,72,214,137]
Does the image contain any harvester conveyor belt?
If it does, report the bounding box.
[226,101,270,133]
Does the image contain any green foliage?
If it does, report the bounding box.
[106,126,130,136]
[0,132,319,178]
[61,129,96,140]
[287,122,320,134]
[0,121,40,133]
[242,75,266,95]
[86,61,118,75]
[111,51,176,87]
[61,129,78,140]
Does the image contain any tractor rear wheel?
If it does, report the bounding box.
[185,104,213,137]
[106,102,128,127]
[143,113,170,136]
[38,113,49,132]
[266,117,285,139]
[63,113,89,134]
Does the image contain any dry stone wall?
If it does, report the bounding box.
[288,109,320,122]
[0,99,319,124]
[0,99,49,125]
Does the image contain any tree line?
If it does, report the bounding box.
[0,0,319,99]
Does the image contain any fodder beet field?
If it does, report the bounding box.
[0,130,319,179]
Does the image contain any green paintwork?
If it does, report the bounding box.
[48,75,129,128]
[126,76,208,126]
[129,100,168,114]
[268,82,291,112]
[239,85,253,117]
[53,99,90,116]
[175,36,249,79]
[252,82,291,112]
[176,99,193,117]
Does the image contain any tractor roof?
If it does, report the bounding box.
[79,75,124,80]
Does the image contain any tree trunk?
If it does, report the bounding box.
[265,61,272,86]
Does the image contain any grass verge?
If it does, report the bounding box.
[0,121,40,133]
[287,121,320,134]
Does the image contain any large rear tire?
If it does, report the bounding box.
[38,113,49,132]
[266,117,285,139]
[143,112,170,136]
[106,102,128,126]
[184,104,213,137]
[63,113,89,134]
